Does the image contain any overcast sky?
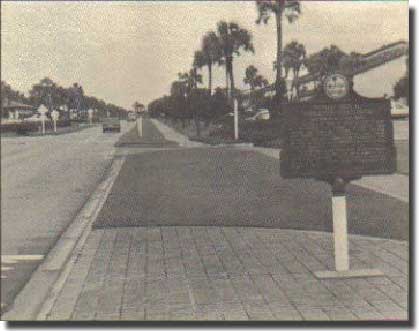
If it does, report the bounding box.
[1,1,408,109]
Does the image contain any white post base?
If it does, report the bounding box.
[314,181,384,279]
[233,99,239,141]
[314,269,384,279]
[332,195,349,271]
[137,117,143,137]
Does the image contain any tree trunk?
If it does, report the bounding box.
[275,1,284,103]
[294,69,300,101]
[194,116,201,137]
[208,63,212,95]
[225,68,229,99]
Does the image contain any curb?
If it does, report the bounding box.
[208,142,254,148]
[2,155,125,321]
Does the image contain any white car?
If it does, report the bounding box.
[25,114,44,122]
[390,100,409,119]
[246,109,270,121]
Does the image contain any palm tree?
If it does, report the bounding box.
[216,21,254,100]
[243,65,269,90]
[280,41,306,100]
[193,50,206,80]
[304,45,347,81]
[256,0,301,102]
[199,31,223,95]
[178,69,202,91]
[243,65,269,110]
[178,69,203,136]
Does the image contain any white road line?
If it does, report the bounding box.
[2,255,44,264]
[1,267,14,271]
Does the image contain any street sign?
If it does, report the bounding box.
[37,104,48,114]
[51,110,60,120]
[280,73,395,279]
[280,86,396,181]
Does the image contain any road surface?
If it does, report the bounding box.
[1,121,133,311]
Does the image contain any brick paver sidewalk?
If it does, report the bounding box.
[46,226,408,321]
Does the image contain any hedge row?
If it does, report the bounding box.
[209,116,284,148]
[1,120,71,134]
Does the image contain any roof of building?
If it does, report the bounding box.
[2,101,35,110]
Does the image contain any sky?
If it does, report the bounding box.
[1,1,409,109]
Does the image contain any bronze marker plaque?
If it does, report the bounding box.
[280,98,397,180]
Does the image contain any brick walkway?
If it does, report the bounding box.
[46,226,408,321]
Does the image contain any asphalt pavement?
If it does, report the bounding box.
[1,120,133,311]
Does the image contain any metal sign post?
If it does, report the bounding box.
[51,110,59,133]
[41,116,46,135]
[314,178,383,279]
[37,104,48,135]
[332,179,349,272]
[88,109,94,126]
[234,98,239,141]
[137,115,143,137]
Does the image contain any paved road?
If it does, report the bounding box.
[1,120,133,311]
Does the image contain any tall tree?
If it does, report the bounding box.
[256,0,301,102]
[178,69,203,136]
[201,31,223,95]
[243,65,269,110]
[279,41,306,100]
[243,65,269,90]
[178,69,202,91]
[304,45,347,88]
[216,21,254,100]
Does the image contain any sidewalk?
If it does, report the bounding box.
[24,118,408,321]
[46,227,408,321]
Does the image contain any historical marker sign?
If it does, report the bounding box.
[280,76,396,181]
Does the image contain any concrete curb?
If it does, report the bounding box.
[2,155,126,321]
[150,119,207,148]
[208,142,254,148]
[151,119,256,149]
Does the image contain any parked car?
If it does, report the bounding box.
[127,112,137,121]
[103,117,121,133]
[213,112,234,128]
[390,100,409,119]
[245,109,270,121]
[25,114,45,122]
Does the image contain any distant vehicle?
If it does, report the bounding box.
[390,100,409,119]
[127,112,137,121]
[25,114,45,122]
[245,109,270,121]
[103,117,121,133]
[213,112,234,128]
